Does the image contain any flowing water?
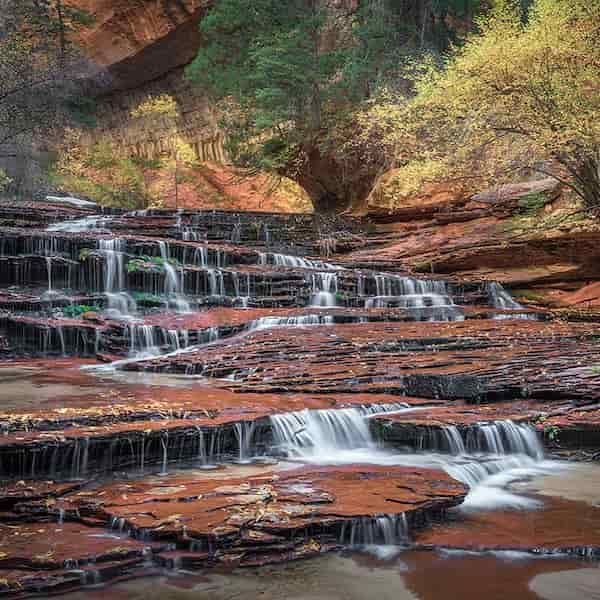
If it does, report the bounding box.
[5,211,591,599]
[270,406,555,514]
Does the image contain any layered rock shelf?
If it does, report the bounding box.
[1,199,599,596]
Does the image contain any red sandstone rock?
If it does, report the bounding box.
[414,496,600,555]
[59,465,466,540]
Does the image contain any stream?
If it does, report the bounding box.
[0,206,598,599]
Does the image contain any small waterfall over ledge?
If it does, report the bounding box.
[270,404,411,458]
[488,281,523,310]
[98,238,137,317]
[310,272,338,307]
[271,405,551,515]
[158,241,191,313]
[416,420,543,459]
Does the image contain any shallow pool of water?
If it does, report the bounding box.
[58,549,598,600]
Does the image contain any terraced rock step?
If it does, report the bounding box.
[2,201,600,598]
[123,320,600,403]
[370,400,592,450]
[0,395,427,478]
[0,464,466,596]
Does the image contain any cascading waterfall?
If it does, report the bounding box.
[232,272,251,307]
[249,314,335,330]
[362,274,465,321]
[128,324,160,357]
[339,514,408,546]
[310,272,338,307]
[159,242,191,313]
[488,281,522,310]
[233,421,258,462]
[47,215,109,233]
[271,404,550,515]
[98,238,137,317]
[416,420,543,459]
[207,269,225,297]
[45,257,53,293]
[259,252,339,271]
[270,404,410,458]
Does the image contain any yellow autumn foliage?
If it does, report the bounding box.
[358,0,600,209]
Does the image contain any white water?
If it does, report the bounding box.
[98,238,137,317]
[270,404,410,457]
[159,242,191,313]
[249,314,335,330]
[47,215,109,232]
[363,274,464,321]
[270,407,554,514]
[311,272,339,307]
[488,282,523,310]
[259,252,340,270]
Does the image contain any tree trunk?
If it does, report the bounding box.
[578,152,600,213]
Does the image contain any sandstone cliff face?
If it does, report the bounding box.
[70,0,224,165]
[72,0,207,83]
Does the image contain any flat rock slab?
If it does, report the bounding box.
[0,464,466,595]
[0,480,85,510]
[414,495,600,556]
[58,465,466,542]
[0,522,152,570]
[123,319,600,404]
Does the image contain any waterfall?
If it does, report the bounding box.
[47,216,108,232]
[464,420,543,459]
[259,252,339,270]
[339,514,408,546]
[416,421,543,459]
[159,242,190,313]
[488,282,522,310]
[45,257,52,292]
[232,272,251,306]
[233,421,258,462]
[98,238,137,317]
[207,269,225,296]
[310,272,338,307]
[270,404,409,458]
[271,405,549,512]
[128,324,160,357]
[193,247,208,267]
[249,314,334,330]
[230,222,242,243]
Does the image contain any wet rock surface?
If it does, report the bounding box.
[1,202,600,597]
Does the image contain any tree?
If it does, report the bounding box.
[131,94,198,209]
[0,0,93,197]
[186,0,482,211]
[359,0,600,211]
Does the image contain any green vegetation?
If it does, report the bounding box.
[518,193,550,214]
[355,0,600,212]
[131,292,164,307]
[62,304,98,318]
[126,256,181,274]
[535,415,561,442]
[130,94,198,209]
[49,133,156,209]
[187,0,482,209]
[0,1,93,197]
[78,248,92,261]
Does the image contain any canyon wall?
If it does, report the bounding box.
[72,0,225,163]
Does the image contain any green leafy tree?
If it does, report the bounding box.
[187,0,482,211]
[356,0,600,211]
